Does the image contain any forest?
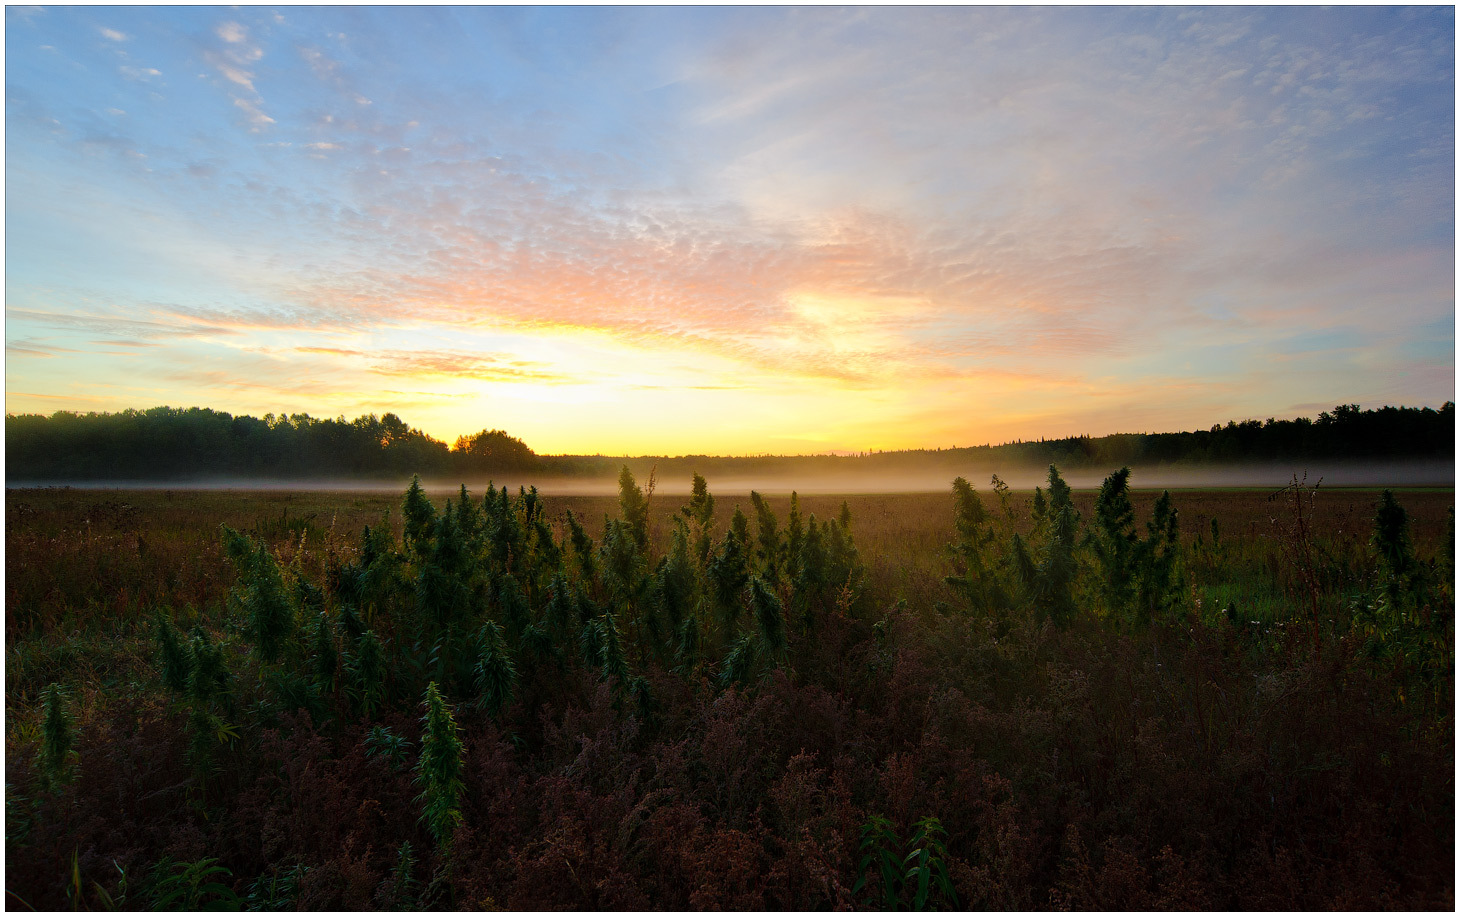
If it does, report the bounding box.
[5,401,1453,483]
[5,465,1453,909]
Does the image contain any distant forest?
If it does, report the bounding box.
[5,402,1454,483]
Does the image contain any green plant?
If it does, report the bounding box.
[244,863,307,911]
[365,725,414,770]
[415,682,465,851]
[617,465,651,551]
[474,620,517,719]
[854,815,959,911]
[148,857,242,911]
[39,682,78,785]
[377,841,419,910]
[220,526,296,665]
[346,630,388,719]
[155,612,193,696]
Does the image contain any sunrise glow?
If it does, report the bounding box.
[6,7,1454,454]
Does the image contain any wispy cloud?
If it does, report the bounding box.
[4,7,1451,451]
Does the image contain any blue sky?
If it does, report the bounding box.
[5,6,1454,454]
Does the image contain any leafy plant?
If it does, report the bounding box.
[148,857,242,911]
[854,815,959,911]
[39,682,78,786]
[474,620,518,720]
[415,682,465,851]
[365,725,414,770]
[244,862,307,912]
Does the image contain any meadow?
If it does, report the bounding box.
[5,470,1454,910]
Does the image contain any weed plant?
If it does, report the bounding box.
[5,469,1452,909]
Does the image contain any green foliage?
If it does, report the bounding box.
[402,476,437,557]
[146,856,241,911]
[749,575,786,657]
[1136,489,1182,619]
[415,682,465,851]
[599,518,646,613]
[617,465,651,551]
[347,630,388,719]
[474,621,518,720]
[794,516,828,628]
[495,573,532,642]
[365,725,414,770]
[1013,466,1081,624]
[244,862,307,912]
[155,612,193,696]
[719,633,757,688]
[681,472,716,562]
[1090,467,1138,613]
[708,508,752,632]
[310,611,338,691]
[1373,489,1415,608]
[596,612,632,691]
[565,509,597,582]
[40,683,77,785]
[543,572,576,639]
[785,491,805,583]
[675,610,702,672]
[654,520,698,641]
[378,841,420,910]
[187,628,231,708]
[853,815,958,911]
[945,477,1008,617]
[220,526,296,665]
[749,491,782,583]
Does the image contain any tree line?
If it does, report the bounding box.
[5,401,1452,482]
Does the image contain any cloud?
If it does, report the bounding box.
[366,350,579,385]
[215,21,248,45]
[7,309,238,341]
[99,27,127,42]
[234,97,274,126]
[204,17,271,130]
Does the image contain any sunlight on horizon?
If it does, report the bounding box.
[5,7,1453,454]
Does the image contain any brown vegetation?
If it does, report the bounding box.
[5,476,1453,910]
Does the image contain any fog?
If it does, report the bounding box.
[10,459,1452,496]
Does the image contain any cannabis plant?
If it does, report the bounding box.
[415,682,465,851]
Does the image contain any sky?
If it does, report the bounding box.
[5,6,1454,456]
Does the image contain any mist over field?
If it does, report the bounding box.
[12,458,1453,497]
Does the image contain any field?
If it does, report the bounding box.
[6,473,1454,909]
